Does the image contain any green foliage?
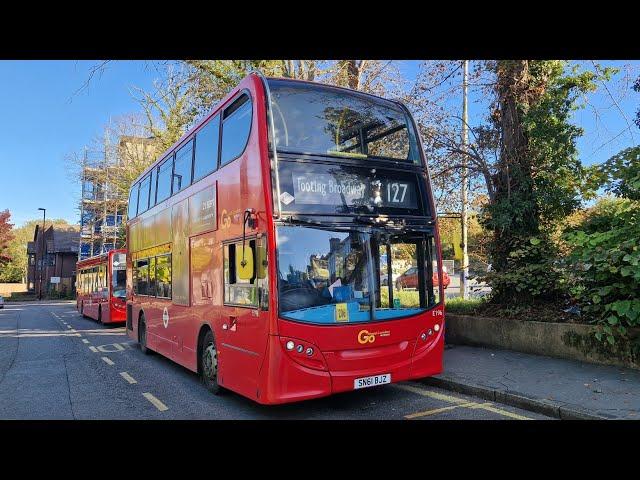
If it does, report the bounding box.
[634,75,640,129]
[484,235,566,303]
[565,198,640,339]
[482,61,612,303]
[525,62,607,226]
[0,209,13,267]
[598,146,640,200]
[445,296,485,315]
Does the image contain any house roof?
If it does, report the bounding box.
[49,227,80,253]
[32,225,80,254]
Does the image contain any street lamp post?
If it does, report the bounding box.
[460,60,469,300]
[38,207,46,300]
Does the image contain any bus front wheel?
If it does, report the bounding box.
[200,330,221,395]
[139,314,150,355]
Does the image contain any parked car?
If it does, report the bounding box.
[380,271,400,286]
[396,266,451,290]
[0,295,4,308]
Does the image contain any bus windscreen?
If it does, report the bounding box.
[268,79,421,164]
[111,252,127,299]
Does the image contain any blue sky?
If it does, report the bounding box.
[0,60,637,228]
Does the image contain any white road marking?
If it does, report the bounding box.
[82,339,90,344]
[101,356,115,366]
[119,372,137,384]
[96,343,127,353]
[143,393,168,411]
[89,346,98,353]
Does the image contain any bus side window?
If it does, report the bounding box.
[128,182,139,220]
[156,156,174,203]
[132,262,138,295]
[426,237,440,307]
[137,174,151,215]
[156,254,172,299]
[220,95,252,167]
[135,259,149,296]
[223,240,258,307]
[257,237,269,310]
[148,257,157,297]
[193,114,220,181]
[173,139,194,194]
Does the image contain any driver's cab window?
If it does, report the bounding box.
[378,242,421,309]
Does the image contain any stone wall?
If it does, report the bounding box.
[445,313,640,370]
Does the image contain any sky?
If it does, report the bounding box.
[0,60,637,229]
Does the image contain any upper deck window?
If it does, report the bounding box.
[220,94,252,167]
[137,174,151,215]
[128,183,138,220]
[173,139,194,194]
[156,155,174,204]
[193,114,220,181]
[268,80,421,165]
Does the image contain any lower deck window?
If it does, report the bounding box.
[224,240,258,307]
[133,254,172,299]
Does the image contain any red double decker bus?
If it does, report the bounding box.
[126,73,445,404]
[76,249,127,324]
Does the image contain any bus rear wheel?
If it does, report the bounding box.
[200,330,221,394]
[139,314,150,355]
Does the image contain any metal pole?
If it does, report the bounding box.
[460,60,469,300]
[38,208,46,300]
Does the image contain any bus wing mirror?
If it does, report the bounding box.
[236,245,254,280]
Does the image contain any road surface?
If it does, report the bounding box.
[0,301,550,420]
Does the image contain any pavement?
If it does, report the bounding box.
[422,344,640,420]
[0,301,550,420]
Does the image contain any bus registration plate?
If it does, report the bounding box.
[354,374,391,390]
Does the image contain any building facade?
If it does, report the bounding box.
[27,225,80,297]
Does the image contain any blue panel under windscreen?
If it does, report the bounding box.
[284,301,368,324]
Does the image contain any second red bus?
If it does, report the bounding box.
[76,249,127,324]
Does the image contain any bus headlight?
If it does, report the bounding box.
[434,324,440,332]
[286,341,295,351]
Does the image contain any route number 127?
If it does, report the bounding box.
[387,182,408,204]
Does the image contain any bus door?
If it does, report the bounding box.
[218,238,269,398]
[190,232,221,370]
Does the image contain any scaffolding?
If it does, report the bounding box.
[78,135,158,261]
[78,149,125,260]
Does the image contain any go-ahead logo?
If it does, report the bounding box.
[357,329,391,344]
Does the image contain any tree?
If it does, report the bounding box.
[133,60,407,149]
[635,74,640,129]
[419,60,614,303]
[0,209,14,267]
